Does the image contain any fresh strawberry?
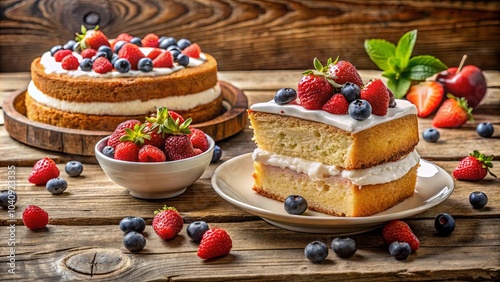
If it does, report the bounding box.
[92,57,113,74]
[143,122,165,148]
[327,60,364,88]
[169,111,185,124]
[114,142,140,162]
[360,78,390,116]
[28,157,60,186]
[322,93,349,114]
[298,74,334,110]
[406,82,444,118]
[197,228,232,260]
[80,48,97,59]
[182,43,201,58]
[141,33,159,47]
[382,220,420,252]
[189,127,209,151]
[116,33,134,42]
[75,25,110,50]
[432,94,473,128]
[54,49,72,62]
[22,205,49,230]
[153,51,174,68]
[118,43,145,70]
[61,55,79,70]
[138,145,166,162]
[147,48,163,60]
[193,148,203,156]
[107,119,142,148]
[152,206,183,240]
[453,150,497,180]
[165,135,195,161]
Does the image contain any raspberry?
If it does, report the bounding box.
[61,55,79,70]
[382,220,420,252]
[138,145,166,162]
[22,205,49,230]
[141,33,159,48]
[322,93,349,114]
[28,157,60,186]
[116,33,134,42]
[54,49,72,62]
[80,48,97,59]
[189,128,209,151]
[92,57,113,74]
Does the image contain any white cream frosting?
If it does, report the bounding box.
[253,148,420,186]
[250,99,417,134]
[39,48,206,78]
[27,81,221,115]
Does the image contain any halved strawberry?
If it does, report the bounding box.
[406,82,444,118]
[182,43,201,58]
[153,51,174,68]
[118,43,145,70]
[147,48,164,60]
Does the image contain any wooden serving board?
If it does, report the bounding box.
[2,81,248,156]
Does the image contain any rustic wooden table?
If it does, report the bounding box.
[0,70,499,281]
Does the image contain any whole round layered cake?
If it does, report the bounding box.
[26,27,222,131]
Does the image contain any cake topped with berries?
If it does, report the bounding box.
[25,26,222,131]
[248,57,419,217]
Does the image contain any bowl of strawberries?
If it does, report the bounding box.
[95,107,215,199]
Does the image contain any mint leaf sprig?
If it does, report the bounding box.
[364,30,447,99]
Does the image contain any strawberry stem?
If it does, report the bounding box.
[457,54,467,74]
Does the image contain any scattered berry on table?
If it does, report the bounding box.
[141,33,159,48]
[476,122,494,138]
[348,99,372,121]
[304,241,328,263]
[197,228,232,260]
[65,161,84,177]
[331,237,357,258]
[177,38,192,50]
[422,128,440,143]
[360,78,390,116]
[176,53,190,66]
[0,190,17,209]
[28,157,60,186]
[322,93,349,115]
[432,94,473,128]
[434,213,455,236]
[469,191,488,209]
[152,206,184,240]
[119,216,146,233]
[274,88,297,105]
[406,81,444,118]
[102,145,115,158]
[22,205,49,230]
[187,221,210,242]
[54,49,72,62]
[138,57,153,72]
[79,58,93,71]
[340,82,361,103]
[327,60,364,88]
[284,195,308,215]
[182,43,201,58]
[92,57,113,74]
[211,145,222,163]
[123,231,146,252]
[114,58,131,73]
[382,220,420,252]
[138,145,166,162]
[452,150,496,181]
[388,241,411,260]
[61,55,79,70]
[46,177,68,195]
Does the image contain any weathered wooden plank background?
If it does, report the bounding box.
[1,0,499,72]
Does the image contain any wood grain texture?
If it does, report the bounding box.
[1,0,499,72]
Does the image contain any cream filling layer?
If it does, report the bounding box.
[27,81,221,115]
[252,148,420,186]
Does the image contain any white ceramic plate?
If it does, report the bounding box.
[211,153,454,235]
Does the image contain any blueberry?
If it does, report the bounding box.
[274,88,297,105]
[284,195,308,215]
[186,221,210,242]
[80,58,93,71]
[340,82,361,103]
[469,191,488,209]
[169,49,181,59]
[114,58,131,73]
[138,57,153,72]
[110,54,120,65]
[63,40,76,50]
[177,38,192,50]
[388,88,397,108]
[434,213,455,236]
[119,216,146,233]
[98,45,113,60]
[304,241,328,263]
[65,161,84,177]
[167,45,182,52]
[123,231,146,252]
[476,122,494,138]
[388,241,411,260]
[176,54,190,66]
[102,146,115,158]
[50,45,63,56]
[159,37,177,49]
[0,190,17,209]
[331,237,357,258]
[348,99,372,121]
[113,40,127,53]
[92,51,108,62]
[71,42,81,52]
[211,145,222,163]
[46,178,68,195]
[130,37,142,46]
[423,128,440,142]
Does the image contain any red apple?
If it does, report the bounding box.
[436,65,487,109]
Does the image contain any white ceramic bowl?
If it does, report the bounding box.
[95,134,214,199]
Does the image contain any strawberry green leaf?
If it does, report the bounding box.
[387,77,412,99]
[395,29,417,68]
[364,39,396,71]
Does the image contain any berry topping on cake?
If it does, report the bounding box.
[80,48,97,59]
[54,49,72,62]
[153,50,174,68]
[360,78,390,116]
[274,88,297,105]
[113,58,131,73]
[147,48,163,60]
[141,33,160,48]
[138,57,153,72]
[92,57,113,74]
[322,93,349,115]
[348,99,372,121]
[116,33,134,42]
[28,157,60,186]
[340,82,361,103]
[182,43,201,58]
[298,73,334,110]
[61,54,79,70]
[118,43,146,70]
[432,94,473,128]
[75,25,110,50]
[327,60,364,88]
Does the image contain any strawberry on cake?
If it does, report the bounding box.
[248,58,420,217]
[26,26,222,131]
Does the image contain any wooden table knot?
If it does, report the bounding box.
[62,248,131,277]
